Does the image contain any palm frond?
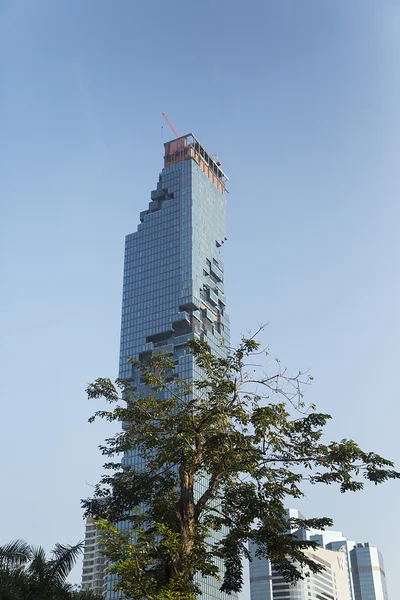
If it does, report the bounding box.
[27,545,48,582]
[48,542,84,583]
[0,540,32,567]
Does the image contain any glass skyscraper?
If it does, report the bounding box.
[119,133,230,383]
[107,133,234,600]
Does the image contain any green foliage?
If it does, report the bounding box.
[0,540,85,600]
[83,336,399,599]
[70,590,104,600]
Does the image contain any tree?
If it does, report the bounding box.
[25,542,83,599]
[0,540,86,600]
[83,337,399,600]
[71,588,105,600]
[0,541,31,600]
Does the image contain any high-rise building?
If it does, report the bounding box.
[289,508,356,599]
[326,540,356,599]
[249,540,352,600]
[81,518,108,597]
[249,510,390,600]
[118,132,230,385]
[104,133,232,600]
[350,543,389,600]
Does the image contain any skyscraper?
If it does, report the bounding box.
[107,133,233,599]
[119,133,230,385]
[350,543,389,600]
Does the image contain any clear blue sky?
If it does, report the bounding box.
[1,1,399,596]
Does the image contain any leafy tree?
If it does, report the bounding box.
[83,337,399,600]
[0,541,85,600]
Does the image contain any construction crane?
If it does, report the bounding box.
[162,112,180,139]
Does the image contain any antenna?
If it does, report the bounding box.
[162,112,180,139]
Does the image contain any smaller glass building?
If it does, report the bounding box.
[350,543,389,600]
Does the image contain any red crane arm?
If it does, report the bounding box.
[162,112,180,139]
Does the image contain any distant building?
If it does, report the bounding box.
[350,543,389,600]
[249,540,352,600]
[81,518,107,597]
[326,539,356,599]
[249,509,390,600]
[289,509,356,599]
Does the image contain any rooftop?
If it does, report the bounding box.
[163,133,228,195]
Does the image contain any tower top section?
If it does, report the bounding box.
[163,133,229,195]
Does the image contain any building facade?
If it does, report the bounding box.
[350,543,389,600]
[81,518,108,597]
[105,133,233,599]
